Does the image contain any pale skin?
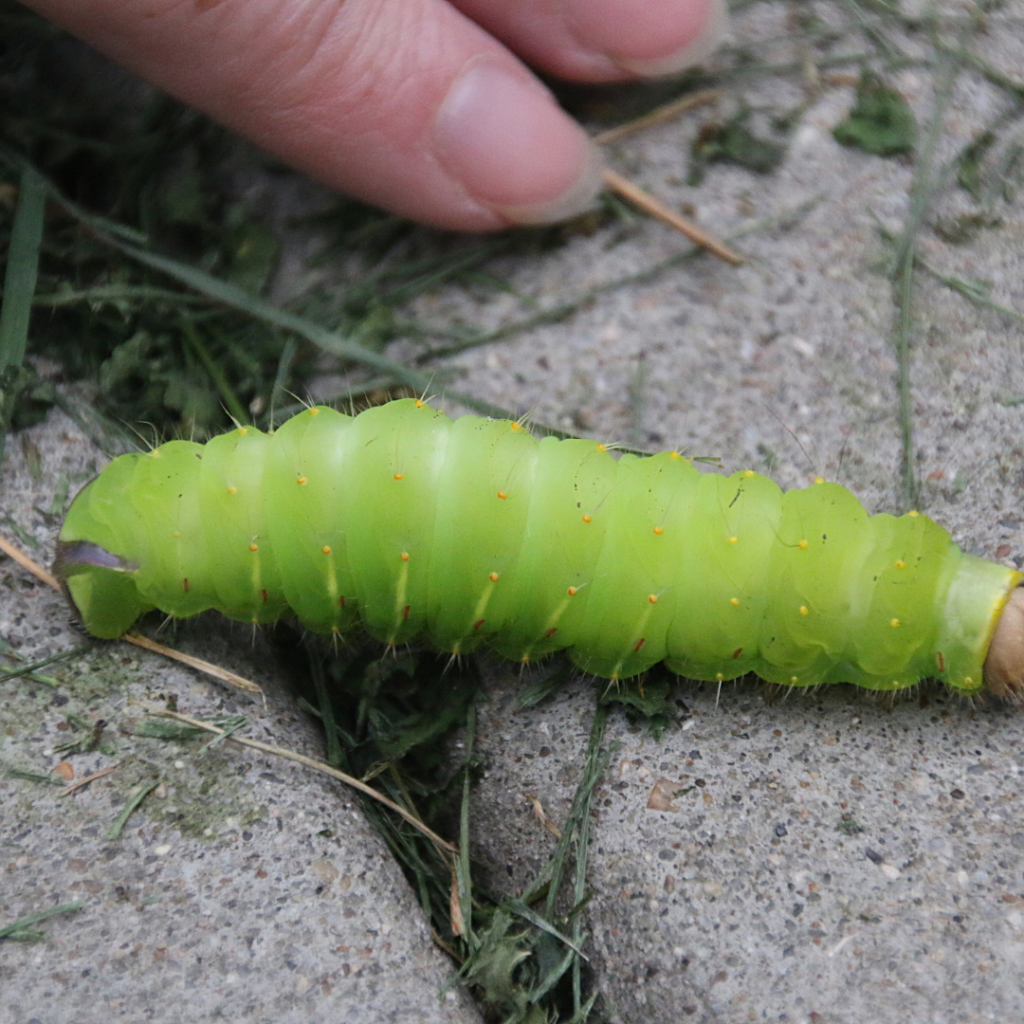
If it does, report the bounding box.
[22,0,726,231]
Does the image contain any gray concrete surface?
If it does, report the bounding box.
[4,2,1024,1023]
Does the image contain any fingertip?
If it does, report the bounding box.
[432,58,603,226]
[565,0,727,79]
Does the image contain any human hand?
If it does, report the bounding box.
[23,0,725,231]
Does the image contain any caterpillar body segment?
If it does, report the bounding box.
[55,399,1024,696]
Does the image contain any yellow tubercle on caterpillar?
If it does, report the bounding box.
[227,486,237,495]
[799,606,808,616]
[582,514,592,523]
[895,560,905,569]
[790,676,798,684]
[297,476,307,485]
[489,572,499,582]
[497,491,507,500]
[568,586,579,596]
[510,422,522,432]
[669,451,681,460]
[653,526,663,535]
[400,552,410,562]
[730,597,740,607]
[393,473,404,481]
[237,427,248,435]
[308,407,319,415]
[248,543,258,553]
[798,539,809,550]
[891,618,901,628]
[648,595,658,604]
[596,444,608,453]
[172,531,181,538]
[908,510,920,517]
[321,545,332,555]
[729,536,738,544]
[716,672,724,681]
[744,470,755,477]
[815,477,825,484]
[414,399,426,408]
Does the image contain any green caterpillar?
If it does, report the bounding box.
[55,398,1024,697]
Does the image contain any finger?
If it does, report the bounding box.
[22,0,603,231]
[450,0,727,81]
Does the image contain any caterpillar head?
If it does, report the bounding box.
[984,588,1024,700]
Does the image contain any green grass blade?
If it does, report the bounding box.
[104,780,159,840]
[0,165,45,369]
[0,901,84,941]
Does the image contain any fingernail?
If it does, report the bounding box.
[433,58,603,225]
[565,0,727,78]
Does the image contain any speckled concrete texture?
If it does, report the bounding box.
[0,418,480,1024]
[4,2,1024,1023]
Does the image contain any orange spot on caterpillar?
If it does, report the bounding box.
[497,491,507,500]
[510,422,522,432]
[403,605,411,620]
[653,526,663,535]
[648,595,658,604]
[261,589,268,603]
[891,618,901,628]
[567,586,578,596]
[798,539,809,550]
[730,597,740,606]
[489,572,499,582]
[401,552,410,562]
[596,443,608,453]
[733,648,743,659]
[415,399,425,408]
[633,638,645,652]
[227,486,237,494]
[249,543,259,552]
[582,514,592,523]
[394,473,404,481]
[545,627,558,638]
[473,619,486,631]
[322,545,332,555]
[182,578,190,593]
[297,476,308,485]
[936,652,945,672]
